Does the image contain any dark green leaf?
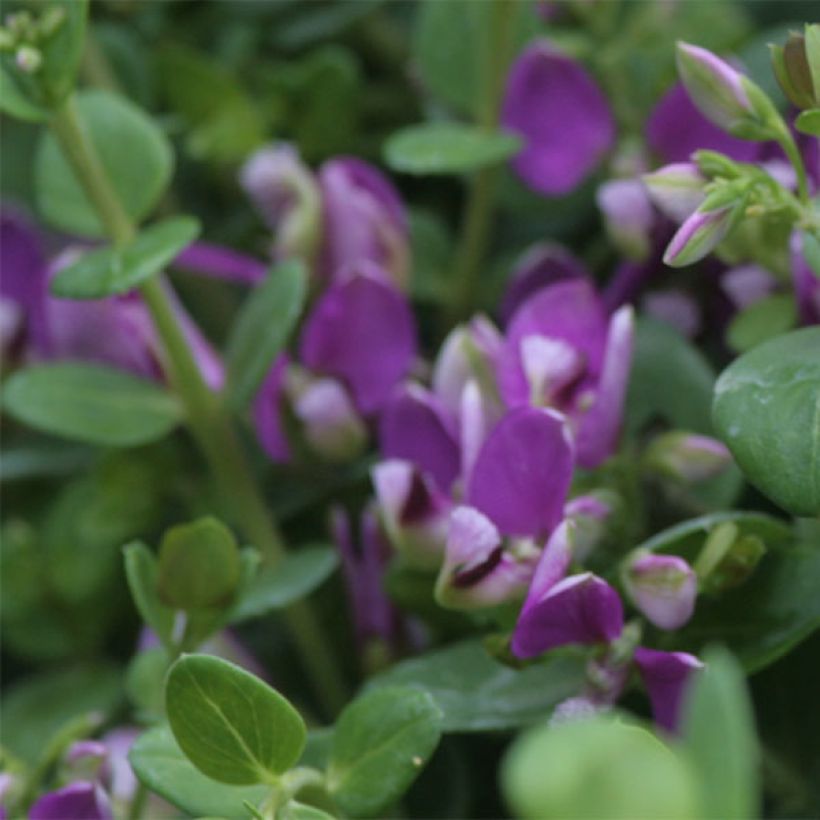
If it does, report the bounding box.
[230,546,339,622]
[368,639,586,732]
[682,647,759,819]
[713,327,820,515]
[123,541,175,648]
[35,89,173,237]
[384,124,521,175]
[2,363,182,447]
[166,654,306,785]
[157,517,241,611]
[502,715,699,819]
[129,725,269,819]
[227,259,307,409]
[50,217,201,299]
[328,686,443,817]
[726,293,797,353]
[126,647,169,718]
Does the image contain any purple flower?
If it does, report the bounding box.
[634,647,704,733]
[622,552,697,631]
[29,783,113,820]
[319,157,409,288]
[173,241,268,285]
[498,279,635,468]
[596,179,655,261]
[502,40,616,195]
[641,289,702,338]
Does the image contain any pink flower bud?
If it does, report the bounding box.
[642,163,707,223]
[645,431,733,483]
[623,552,697,631]
[596,179,654,261]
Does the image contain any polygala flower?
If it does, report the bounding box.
[622,551,697,631]
[642,162,707,223]
[644,431,732,484]
[596,178,655,261]
[29,783,113,820]
[662,201,741,268]
[502,40,616,195]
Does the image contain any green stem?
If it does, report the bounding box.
[450,0,517,322]
[49,95,347,716]
[776,126,810,205]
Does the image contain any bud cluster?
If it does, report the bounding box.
[0,5,66,74]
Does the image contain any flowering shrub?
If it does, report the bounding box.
[1,2,819,819]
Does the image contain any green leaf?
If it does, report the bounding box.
[801,230,820,279]
[230,546,339,622]
[502,715,700,819]
[227,259,307,409]
[123,542,175,648]
[129,725,269,819]
[681,647,759,819]
[1,664,121,764]
[368,640,586,732]
[126,647,169,719]
[2,363,182,447]
[726,293,797,353]
[157,517,241,611]
[713,327,820,515]
[384,123,521,175]
[35,89,174,237]
[280,801,335,820]
[328,686,443,817]
[166,654,306,785]
[795,108,820,136]
[50,217,201,299]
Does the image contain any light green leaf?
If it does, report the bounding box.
[385,123,521,175]
[166,654,306,785]
[328,686,442,817]
[801,230,820,279]
[368,639,586,732]
[35,89,173,237]
[795,108,820,137]
[129,725,269,819]
[226,259,307,409]
[230,546,339,622]
[2,363,182,447]
[681,647,759,819]
[726,293,797,353]
[123,541,175,648]
[713,327,820,515]
[50,217,200,299]
[502,715,700,819]
[279,801,335,820]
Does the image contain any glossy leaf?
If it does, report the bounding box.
[157,517,241,611]
[713,327,820,515]
[681,647,759,819]
[230,546,339,622]
[385,123,521,175]
[129,725,269,819]
[35,89,174,237]
[2,363,182,447]
[368,640,586,732]
[502,715,699,819]
[166,654,306,785]
[50,217,201,299]
[226,259,307,409]
[123,541,175,648]
[328,686,443,817]
[725,293,797,353]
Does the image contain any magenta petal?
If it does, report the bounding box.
[29,783,113,820]
[634,646,704,733]
[512,572,624,658]
[379,384,460,491]
[646,83,760,164]
[252,355,291,462]
[502,40,615,195]
[499,279,608,408]
[173,241,268,285]
[467,406,574,538]
[300,264,416,414]
[575,305,634,468]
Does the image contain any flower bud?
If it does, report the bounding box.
[64,741,109,783]
[623,551,697,630]
[642,163,706,223]
[239,143,321,263]
[663,198,744,267]
[596,179,654,260]
[15,44,41,72]
[644,431,732,484]
[700,534,766,596]
[563,491,619,562]
[771,27,819,109]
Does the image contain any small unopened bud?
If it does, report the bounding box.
[663,199,743,267]
[643,163,706,223]
[700,534,766,595]
[622,551,697,630]
[596,179,654,261]
[15,44,41,72]
[645,431,732,483]
[771,28,819,109]
[64,740,109,783]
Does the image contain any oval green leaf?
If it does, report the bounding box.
[51,216,201,299]
[226,259,307,409]
[726,293,797,353]
[35,89,174,237]
[328,686,443,818]
[795,108,820,137]
[2,363,182,447]
[166,654,306,785]
[123,541,175,648]
[712,327,820,515]
[384,123,521,175]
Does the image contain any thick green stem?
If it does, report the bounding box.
[49,95,347,716]
[776,125,810,205]
[450,0,517,322]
